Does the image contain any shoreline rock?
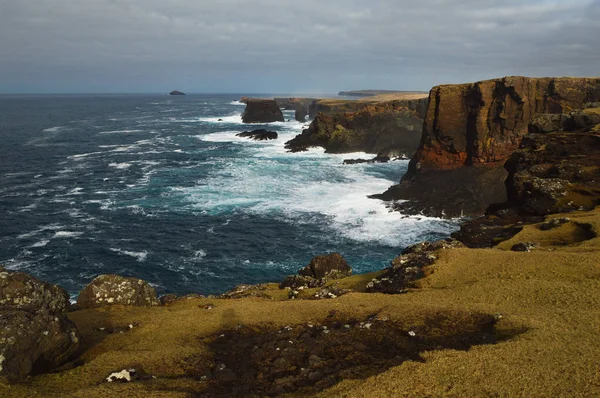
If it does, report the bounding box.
[236,129,278,141]
[242,99,284,123]
[77,274,159,309]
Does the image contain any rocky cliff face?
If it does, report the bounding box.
[284,101,424,155]
[380,76,600,217]
[308,97,428,120]
[242,99,285,123]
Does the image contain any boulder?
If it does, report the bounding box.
[378,76,600,218]
[279,253,351,290]
[242,99,284,123]
[235,129,278,141]
[366,239,465,294]
[528,113,573,134]
[77,274,159,309]
[0,268,80,380]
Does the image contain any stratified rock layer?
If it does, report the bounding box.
[380,76,600,217]
[77,274,159,309]
[242,99,285,123]
[0,268,80,380]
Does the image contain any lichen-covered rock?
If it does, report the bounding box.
[279,253,352,290]
[528,113,573,134]
[220,284,272,299]
[242,99,284,123]
[76,274,159,309]
[0,268,71,313]
[0,268,80,380]
[366,239,465,294]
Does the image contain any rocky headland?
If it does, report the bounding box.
[375,76,600,217]
[3,77,600,397]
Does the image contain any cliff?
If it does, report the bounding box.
[338,90,428,97]
[242,99,285,123]
[284,100,424,155]
[378,76,600,217]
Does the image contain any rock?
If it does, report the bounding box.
[294,103,308,122]
[159,294,178,306]
[169,90,185,96]
[242,99,284,123]
[298,253,351,280]
[285,101,424,155]
[0,268,80,380]
[279,253,352,290]
[381,76,600,218]
[76,274,159,309]
[511,242,537,252]
[570,110,600,130]
[528,113,573,134]
[539,217,571,231]
[344,148,409,164]
[106,366,152,382]
[235,129,278,141]
[220,284,272,299]
[366,239,465,294]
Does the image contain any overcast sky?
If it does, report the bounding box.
[0,0,598,94]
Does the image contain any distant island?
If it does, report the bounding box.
[169,90,186,96]
[338,89,428,97]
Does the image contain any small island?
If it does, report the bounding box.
[169,90,186,96]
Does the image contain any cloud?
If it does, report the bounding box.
[0,0,598,93]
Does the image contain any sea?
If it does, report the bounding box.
[0,94,458,299]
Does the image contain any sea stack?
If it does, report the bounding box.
[242,99,285,123]
[169,90,186,96]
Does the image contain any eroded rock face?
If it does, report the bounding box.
[77,274,159,309]
[0,268,80,380]
[380,76,600,217]
[280,253,351,289]
[242,99,285,123]
[285,101,424,155]
[366,239,465,294]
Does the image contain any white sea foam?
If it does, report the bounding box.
[109,248,148,262]
[43,126,64,133]
[52,231,84,239]
[98,129,144,134]
[196,113,243,124]
[108,162,132,169]
[229,100,245,106]
[31,239,50,248]
[17,224,66,239]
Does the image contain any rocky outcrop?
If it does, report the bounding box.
[169,90,185,96]
[344,148,409,164]
[77,274,159,309]
[0,267,80,380]
[280,253,351,289]
[285,101,424,155]
[242,99,284,123]
[236,129,278,140]
[366,239,465,294]
[378,76,600,217]
[308,97,428,120]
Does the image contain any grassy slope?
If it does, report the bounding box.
[2,208,600,397]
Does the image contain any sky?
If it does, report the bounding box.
[0,0,598,94]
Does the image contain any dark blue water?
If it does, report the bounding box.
[0,94,457,298]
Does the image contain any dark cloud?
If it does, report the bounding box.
[0,0,598,93]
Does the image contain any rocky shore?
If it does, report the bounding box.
[3,76,600,397]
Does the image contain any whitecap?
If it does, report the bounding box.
[229,100,245,106]
[43,126,64,133]
[98,129,145,134]
[109,248,148,262]
[52,231,84,239]
[31,239,50,248]
[108,162,132,169]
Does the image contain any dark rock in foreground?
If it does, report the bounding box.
[77,274,159,309]
[236,129,278,141]
[366,239,465,294]
[280,253,351,290]
[344,148,409,165]
[0,267,81,380]
[242,99,284,123]
[169,90,186,96]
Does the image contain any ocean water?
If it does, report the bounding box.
[0,94,458,298]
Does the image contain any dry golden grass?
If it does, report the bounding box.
[2,208,600,397]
